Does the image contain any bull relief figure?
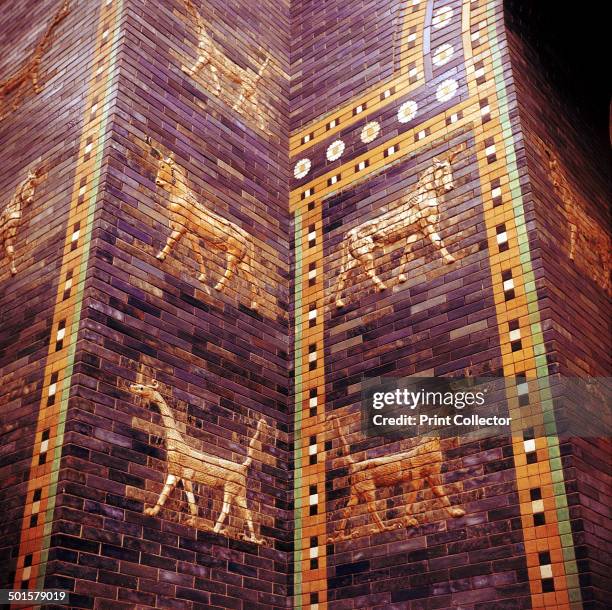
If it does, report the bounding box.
[0,168,42,276]
[327,415,465,543]
[539,142,610,292]
[0,0,70,121]
[128,379,265,544]
[335,150,462,308]
[147,138,262,310]
[181,0,270,130]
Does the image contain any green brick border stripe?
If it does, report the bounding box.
[487,2,582,607]
[35,0,124,590]
[293,211,304,608]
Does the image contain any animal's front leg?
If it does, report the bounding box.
[427,473,464,518]
[423,223,455,263]
[363,489,396,533]
[182,479,198,525]
[240,253,261,310]
[145,473,177,517]
[157,221,185,262]
[398,233,419,283]
[32,70,42,94]
[403,477,424,528]
[568,220,577,260]
[363,251,387,292]
[214,252,238,292]
[213,489,233,535]
[236,494,263,544]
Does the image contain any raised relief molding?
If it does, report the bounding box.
[0,167,43,276]
[0,0,70,121]
[181,0,270,130]
[536,138,610,293]
[335,148,463,308]
[147,137,262,310]
[327,415,465,543]
[129,378,265,544]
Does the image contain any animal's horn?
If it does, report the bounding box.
[447,143,465,163]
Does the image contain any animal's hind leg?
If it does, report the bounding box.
[213,489,233,534]
[190,237,207,282]
[236,494,263,544]
[398,233,419,283]
[182,479,198,524]
[335,256,358,308]
[5,225,18,275]
[215,252,238,292]
[426,473,464,518]
[329,492,359,541]
[145,473,177,517]
[363,489,395,533]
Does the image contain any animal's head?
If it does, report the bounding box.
[147,137,177,190]
[21,168,42,205]
[129,379,161,402]
[431,157,454,193]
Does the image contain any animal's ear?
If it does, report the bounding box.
[151,380,159,389]
[146,136,163,159]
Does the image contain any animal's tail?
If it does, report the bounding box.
[330,414,355,464]
[242,419,264,467]
[184,0,206,33]
[257,55,271,79]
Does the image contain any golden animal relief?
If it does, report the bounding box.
[538,142,610,293]
[0,168,42,276]
[129,380,265,544]
[327,415,464,543]
[335,151,462,308]
[181,0,270,130]
[0,0,70,121]
[147,138,262,310]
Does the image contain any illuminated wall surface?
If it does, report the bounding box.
[0,1,609,609]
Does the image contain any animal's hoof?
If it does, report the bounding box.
[10,268,17,276]
[405,518,418,528]
[445,255,456,264]
[198,273,206,282]
[156,252,165,261]
[450,508,465,518]
[336,299,345,308]
[214,282,224,291]
[250,301,259,311]
[398,273,407,283]
[185,516,196,526]
[144,507,156,517]
[376,283,387,292]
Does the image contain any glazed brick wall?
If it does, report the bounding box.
[290,0,398,129]
[1,0,610,609]
[0,0,108,589]
[505,5,611,609]
[289,0,538,607]
[40,0,293,608]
